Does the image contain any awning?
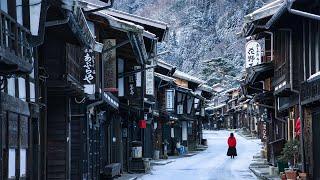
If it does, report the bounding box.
[246,62,274,85]
[103,92,119,109]
[174,85,192,94]
[254,91,274,102]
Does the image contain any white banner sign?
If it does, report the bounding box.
[165,89,175,112]
[182,121,187,141]
[245,40,261,68]
[145,65,154,96]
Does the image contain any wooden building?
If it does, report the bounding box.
[0,0,44,179]
[82,0,169,174]
[243,0,320,178]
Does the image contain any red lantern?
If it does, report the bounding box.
[138,120,147,129]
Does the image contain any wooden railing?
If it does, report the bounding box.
[274,63,287,80]
[0,10,32,64]
[301,79,320,104]
[66,43,82,85]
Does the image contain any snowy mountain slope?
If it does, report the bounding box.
[113,0,265,88]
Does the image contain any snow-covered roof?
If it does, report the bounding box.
[105,8,169,30]
[173,70,205,85]
[80,0,169,41]
[244,0,285,23]
[212,84,225,93]
[224,88,238,94]
[198,84,214,93]
[154,72,175,82]
[157,59,175,71]
[205,104,226,111]
[85,4,145,33]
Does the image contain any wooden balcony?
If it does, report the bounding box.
[301,79,320,105]
[0,10,32,74]
[43,41,84,95]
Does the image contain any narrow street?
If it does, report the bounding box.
[141,130,261,180]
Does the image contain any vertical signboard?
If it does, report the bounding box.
[245,40,261,68]
[82,48,96,94]
[103,39,117,89]
[145,65,154,96]
[118,58,124,97]
[165,89,175,112]
[182,121,187,141]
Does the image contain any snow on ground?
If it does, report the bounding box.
[140,130,261,180]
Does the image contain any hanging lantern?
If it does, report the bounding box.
[138,120,147,129]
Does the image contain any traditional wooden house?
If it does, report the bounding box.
[243,0,320,177]
[81,0,169,174]
[153,59,176,157]
[37,0,107,179]
[0,0,44,179]
[171,70,207,151]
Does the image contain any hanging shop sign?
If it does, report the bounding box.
[135,66,142,87]
[138,120,147,129]
[245,40,261,68]
[127,75,137,97]
[165,89,175,112]
[145,65,155,96]
[103,39,117,89]
[83,48,96,94]
[177,104,183,115]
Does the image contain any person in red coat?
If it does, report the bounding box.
[227,133,237,159]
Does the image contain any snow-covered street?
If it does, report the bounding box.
[140,130,261,180]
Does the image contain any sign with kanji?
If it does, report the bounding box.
[165,89,175,112]
[145,65,154,96]
[245,40,261,68]
[103,39,117,89]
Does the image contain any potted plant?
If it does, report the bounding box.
[279,140,300,179]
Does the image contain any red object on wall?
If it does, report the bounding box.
[295,117,301,137]
[138,120,147,129]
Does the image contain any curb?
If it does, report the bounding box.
[249,166,269,180]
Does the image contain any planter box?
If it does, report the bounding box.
[285,170,297,180]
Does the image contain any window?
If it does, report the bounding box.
[7,78,15,97]
[20,149,26,177]
[30,82,35,102]
[6,113,29,179]
[1,0,8,12]
[16,0,23,25]
[8,149,15,179]
[18,77,26,101]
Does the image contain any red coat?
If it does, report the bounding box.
[228,137,237,147]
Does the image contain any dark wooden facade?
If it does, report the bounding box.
[244,1,320,178]
[0,0,43,179]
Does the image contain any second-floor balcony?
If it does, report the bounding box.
[43,41,84,95]
[301,78,320,105]
[0,10,33,75]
